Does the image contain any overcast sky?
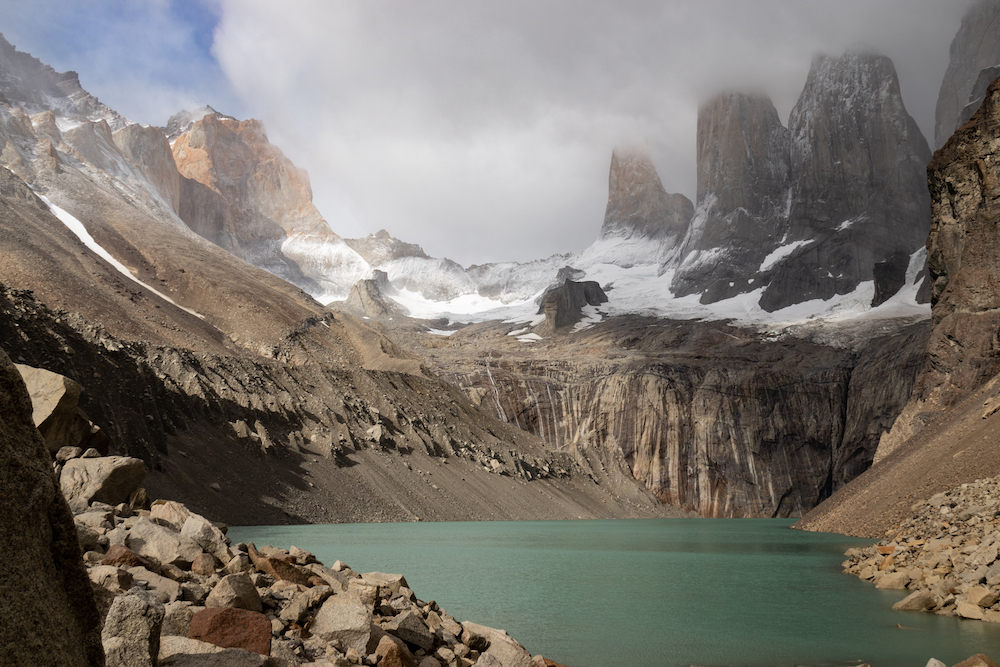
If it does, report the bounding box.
[0,0,973,266]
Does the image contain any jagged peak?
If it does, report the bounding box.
[165,106,239,140]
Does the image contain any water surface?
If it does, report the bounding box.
[229,519,1000,667]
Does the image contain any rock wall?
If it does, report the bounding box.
[671,93,789,302]
[0,346,103,666]
[934,0,1000,149]
[760,52,931,312]
[416,317,927,518]
[599,145,693,248]
[876,73,1000,463]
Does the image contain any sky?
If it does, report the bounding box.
[0,0,974,266]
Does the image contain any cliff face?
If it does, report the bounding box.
[600,145,693,249]
[671,93,789,302]
[169,110,370,299]
[797,75,1000,538]
[401,317,927,518]
[935,0,1000,149]
[760,52,931,312]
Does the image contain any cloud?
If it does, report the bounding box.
[209,0,970,266]
[2,0,975,266]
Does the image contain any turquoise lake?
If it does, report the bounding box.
[229,519,1000,667]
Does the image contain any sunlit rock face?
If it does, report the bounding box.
[671,92,790,303]
[934,0,1000,149]
[170,110,369,298]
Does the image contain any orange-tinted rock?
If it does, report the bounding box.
[100,544,150,570]
[188,607,271,656]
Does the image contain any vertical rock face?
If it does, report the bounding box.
[877,74,1000,463]
[759,52,931,311]
[934,0,1000,149]
[112,124,182,214]
[0,347,103,666]
[600,145,693,245]
[671,92,790,302]
[170,110,369,297]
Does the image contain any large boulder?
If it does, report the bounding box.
[60,456,146,513]
[461,621,534,667]
[158,636,268,667]
[125,516,203,568]
[0,347,103,667]
[204,573,262,612]
[14,363,108,454]
[311,594,373,655]
[187,607,271,656]
[102,589,165,667]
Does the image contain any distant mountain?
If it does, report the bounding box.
[934,0,1000,149]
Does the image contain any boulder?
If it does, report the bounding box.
[162,601,197,637]
[204,573,262,612]
[61,456,147,514]
[102,589,165,667]
[958,601,986,620]
[100,544,151,569]
[188,607,271,656]
[953,655,1000,667]
[158,635,267,667]
[128,566,183,603]
[88,565,134,593]
[247,542,311,586]
[191,553,217,576]
[968,586,999,608]
[384,609,435,651]
[312,595,373,655]
[873,571,910,590]
[278,585,334,624]
[125,516,203,568]
[461,621,534,667]
[362,571,409,595]
[892,589,938,612]
[181,514,232,562]
[374,634,418,667]
[14,363,108,454]
[0,347,103,667]
[150,500,194,531]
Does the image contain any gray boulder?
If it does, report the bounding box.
[0,347,103,667]
[125,516,203,568]
[461,621,534,667]
[204,572,262,612]
[312,594,374,654]
[61,456,146,514]
[102,589,165,667]
[181,514,232,562]
[892,589,938,611]
[384,609,435,651]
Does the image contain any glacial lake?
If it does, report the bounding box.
[229,519,1000,667]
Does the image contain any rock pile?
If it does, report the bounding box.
[842,475,1000,622]
[78,496,564,667]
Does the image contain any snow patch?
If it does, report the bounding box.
[758,239,813,273]
[39,195,205,320]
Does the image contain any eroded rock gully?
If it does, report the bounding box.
[395,316,928,518]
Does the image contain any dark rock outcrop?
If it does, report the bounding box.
[534,280,608,335]
[871,251,911,307]
[0,346,103,666]
[599,145,693,246]
[671,92,790,302]
[760,52,931,312]
[934,0,1000,149]
[339,270,408,320]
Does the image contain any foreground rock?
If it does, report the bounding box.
[78,493,562,667]
[0,347,103,667]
